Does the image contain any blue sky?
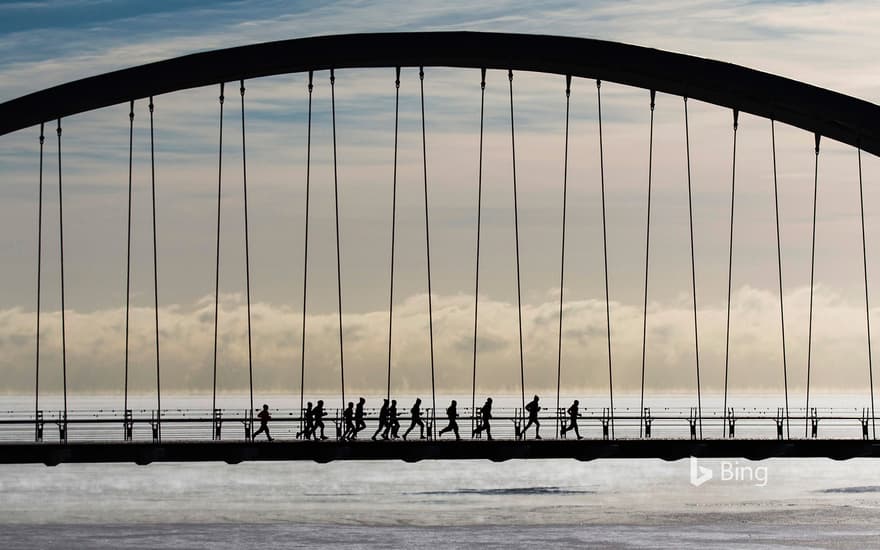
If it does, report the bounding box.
[0,0,879,397]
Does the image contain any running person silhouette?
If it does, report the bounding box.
[403,398,425,440]
[342,402,356,440]
[522,395,542,439]
[560,399,583,439]
[372,399,390,440]
[472,397,493,440]
[312,399,328,440]
[384,399,401,439]
[252,404,274,441]
[439,399,461,441]
[296,401,314,440]
[353,397,367,438]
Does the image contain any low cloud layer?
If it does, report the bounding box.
[2,284,875,399]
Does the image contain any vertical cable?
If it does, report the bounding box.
[149,97,161,437]
[124,101,134,414]
[419,67,437,425]
[858,146,876,439]
[805,134,820,437]
[555,75,571,438]
[56,119,68,440]
[508,69,526,413]
[683,98,703,438]
[34,123,45,440]
[722,109,739,436]
[212,83,225,422]
[471,68,487,433]
[638,90,656,438]
[597,81,614,438]
[771,120,791,438]
[386,67,401,403]
[330,69,346,409]
[240,81,255,435]
[299,72,313,433]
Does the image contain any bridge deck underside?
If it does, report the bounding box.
[2,439,877,465]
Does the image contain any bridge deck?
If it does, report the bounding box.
[2,439,878,465]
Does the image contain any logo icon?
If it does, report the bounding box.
[689,456,712,487]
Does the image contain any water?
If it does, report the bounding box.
[1,395,879,548]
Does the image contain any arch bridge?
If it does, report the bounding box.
[1,32,879,465]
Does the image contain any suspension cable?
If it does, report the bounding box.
[508,69,526,414]
[240,81,255,435]
[722,109,739,436]
[419,67,437,426]
[771,120,791,438]
[555,75,571,438]
[387,67,401,403]
[684,97,703,438]
[597,81,614,438]
[471,68,486,433]
[805,133,820,437]
[330,69,346,409]
[34,123,45,439]
[57,118,68,439]
[211,83,224,422]
[299,71,313,433]
[149,97,161,436]
[858,145,877,439]
[124,101,134,414]
[638,90,655,438]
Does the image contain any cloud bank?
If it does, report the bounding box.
[2,284,875,398]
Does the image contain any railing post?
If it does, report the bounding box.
[776,407,784,440]
[810,407,819,439]
[558,407,565,439]
[514,407,522,440]
[124,409,133,441]
[150,410,160,442]
[601,407,610,440]
[58,410,67,443]
[213,408,222,440]
[35,410,44,442]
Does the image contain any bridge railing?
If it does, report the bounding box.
[0,406,874,444]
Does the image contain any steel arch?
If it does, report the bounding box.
[0,31,878,157]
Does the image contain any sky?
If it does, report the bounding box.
[1,0,880,406]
